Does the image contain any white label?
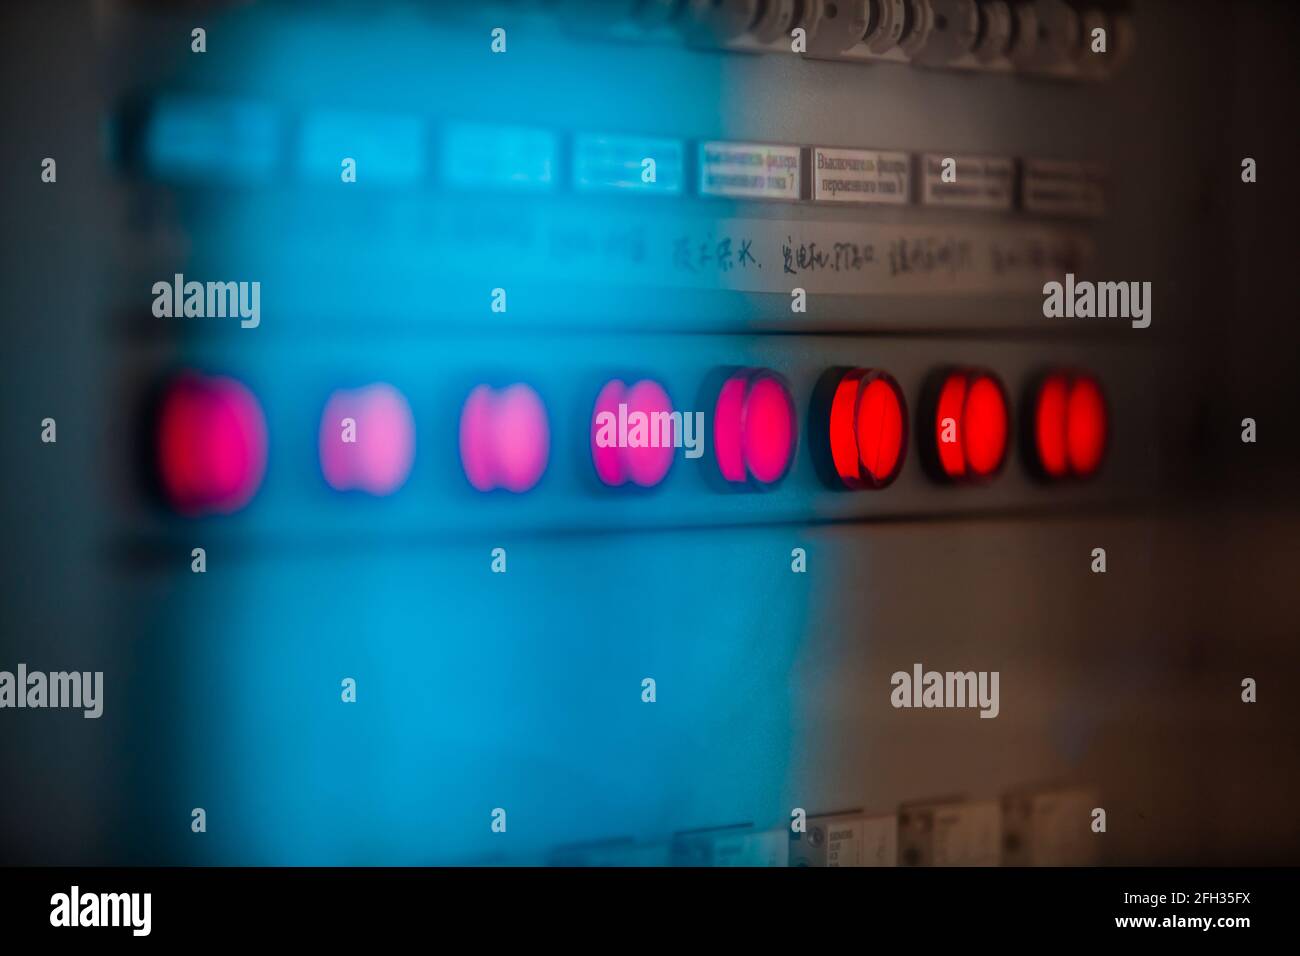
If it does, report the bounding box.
[1022,159,1106,218]
[931,801,1002,866]
[712,829,790,866]
[812,147,910,204]
[859,814,898,866]
[824,821,861,867]
[573,133,684,195]
[1030,789,1098,866]
[698,141,802,200]
[665,218,1093,295]
[921,154,1015,210]
[440,122,556,192]
[346,202,1094,301]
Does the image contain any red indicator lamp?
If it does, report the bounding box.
[156,371,267,515]
[590,378,676,488]
[823,368,907,489]
[459,383,550,493]
[714,369,797,488]
[1030,370,1108,480]
[319,383,415,496]
[926,368,1009,482]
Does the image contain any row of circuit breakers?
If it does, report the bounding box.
[548,788,1099,866]
[495,0,1134,80]
[154,365,1106,514]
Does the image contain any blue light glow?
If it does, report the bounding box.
[124,5,804,867]
[440,122,557,192]
[144,95,280,185]
[297,109,426,186]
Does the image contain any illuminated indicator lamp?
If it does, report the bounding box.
[713,369,797,488]
[458,383,550,493]
[319,383,415,496]
[156,371,267,515]
[1033,374,1069,478]
[822,368,907,489]
[1067,375,1107,476]
[1030,371,1108,480]
[591,379,675,488]
[925,368,1009,482]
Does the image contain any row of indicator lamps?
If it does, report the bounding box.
[153,367,1108,516]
